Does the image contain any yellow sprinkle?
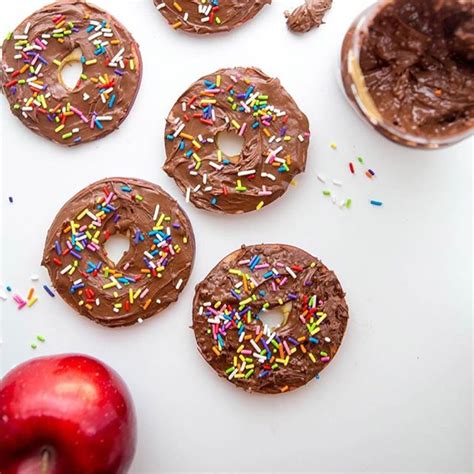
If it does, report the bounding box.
[256,201,264,211]
[216,74,221,87]
[173,1,183,11]
[231,119,241,129]
[172,21,182,29]
[130,59,135,71]
[27,297,38,308]
[330,143,337,150]
[315,313,327,325]
[55,124,65,133]
[309,353,316,363]
[180,132,194,140]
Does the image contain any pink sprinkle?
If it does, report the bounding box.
[34,38,46,50]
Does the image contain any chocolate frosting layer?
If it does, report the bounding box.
[285,0,333,33]
[342,0,474,142]
[1,0,142,146]
[164,67,310,214]
[153,0,271,34]
[193,244,349,394]
[42,178,195,327]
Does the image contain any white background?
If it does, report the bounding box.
[1,0,472,473]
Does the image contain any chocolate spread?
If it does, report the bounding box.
[343,0,474,142]
[285,0,333,33]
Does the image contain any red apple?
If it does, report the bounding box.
[0,354,137,474]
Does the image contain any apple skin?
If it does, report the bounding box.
[0,354,137,474]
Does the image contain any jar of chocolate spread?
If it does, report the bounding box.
[340,0,474,149]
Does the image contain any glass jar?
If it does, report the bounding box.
[339,0,474,149]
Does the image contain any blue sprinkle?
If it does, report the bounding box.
[370,200,383,207]
[43,285,55,297]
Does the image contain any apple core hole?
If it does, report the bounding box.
[216,131,244,160]
[104,234,130,266]
[58,47,83,90]
[259,302,292,330]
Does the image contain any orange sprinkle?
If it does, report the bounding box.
[242,275,248,293]
[278,344,285,359]
[27,288,34,300]
[212,346,221,356]
[143,298,152,310]
[280,385,289,393]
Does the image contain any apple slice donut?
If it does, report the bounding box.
[154,0,271,34]
[164,67,310,214]
[42,178,195,327]
[1,0,142,145]
[193,244,349,394]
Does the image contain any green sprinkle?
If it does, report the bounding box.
[225,366,235,375]
[345,198,352,208]
[62,132,73,140]
[322,190,331,196]
[5,32,13,41]
[245,369,254,379]
[31,343,37,349]
[37,335,46,342]
[357,156,364,164]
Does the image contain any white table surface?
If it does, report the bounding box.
[1,0,472,472]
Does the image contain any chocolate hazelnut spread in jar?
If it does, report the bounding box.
[340,0,474,149]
